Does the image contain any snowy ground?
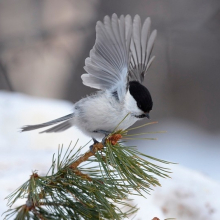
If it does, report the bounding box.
[0,91,220,220]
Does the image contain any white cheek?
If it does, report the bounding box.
[125,91,142,114]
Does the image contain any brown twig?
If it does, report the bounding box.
[68,134,123,179]
[69,142,104,170]
[73,169,92,181]
[20,138,116,219]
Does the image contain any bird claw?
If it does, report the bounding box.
[89,131,122,152]
[89,137,105,153]
[92,130,111,145]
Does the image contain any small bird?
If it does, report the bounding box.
[21,14,157,140]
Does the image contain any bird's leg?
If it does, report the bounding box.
[93,130,122,145]
[89,138,99,152]
[89,130,110,152]
[93,130,112,145]
[93,129,111,143]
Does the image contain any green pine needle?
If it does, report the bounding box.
[4,121,173,220]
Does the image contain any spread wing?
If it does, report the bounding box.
[82,14,132,102]
[81,14,156,101]
[128,15,157,83]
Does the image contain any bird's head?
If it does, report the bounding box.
[125,81,153,119]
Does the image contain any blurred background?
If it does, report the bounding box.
[0,0,220,219]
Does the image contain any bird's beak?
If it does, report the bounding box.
[145,113,150,119]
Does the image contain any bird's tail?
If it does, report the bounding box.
[21,113,74,133]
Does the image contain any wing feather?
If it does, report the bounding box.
[133,15,142,73]
[129,16,157,82]
[141,17,151,64]
[111,14,125,68]
[145,30,157,71]
[82,14,130,101]
[125,15,132,56]
[82,14,157,97]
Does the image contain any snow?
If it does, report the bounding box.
[0,91,220,220]
[130,165,220,220]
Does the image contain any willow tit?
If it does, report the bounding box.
[21,14,157,139]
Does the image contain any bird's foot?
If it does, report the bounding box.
[94,130,122,145]
[93,130,111,144]
[89,130,122,152]
[89,130,110,153]
[89,138,99,153]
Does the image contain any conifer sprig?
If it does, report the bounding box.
[4,122,171,219]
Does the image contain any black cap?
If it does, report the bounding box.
[129,81,153,113]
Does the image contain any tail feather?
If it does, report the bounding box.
[40,121,72,133]
[21,113,73,132]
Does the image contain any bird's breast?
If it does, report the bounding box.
[74,93,138,134]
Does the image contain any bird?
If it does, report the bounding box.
[21,14,157,140]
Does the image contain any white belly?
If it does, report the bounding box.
[72,92,139,138]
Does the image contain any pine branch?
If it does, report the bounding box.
[4,122,172,219]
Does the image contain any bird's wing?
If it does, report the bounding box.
[128,15,157,83]
[81,14,132,102]
[81,14,157,101]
